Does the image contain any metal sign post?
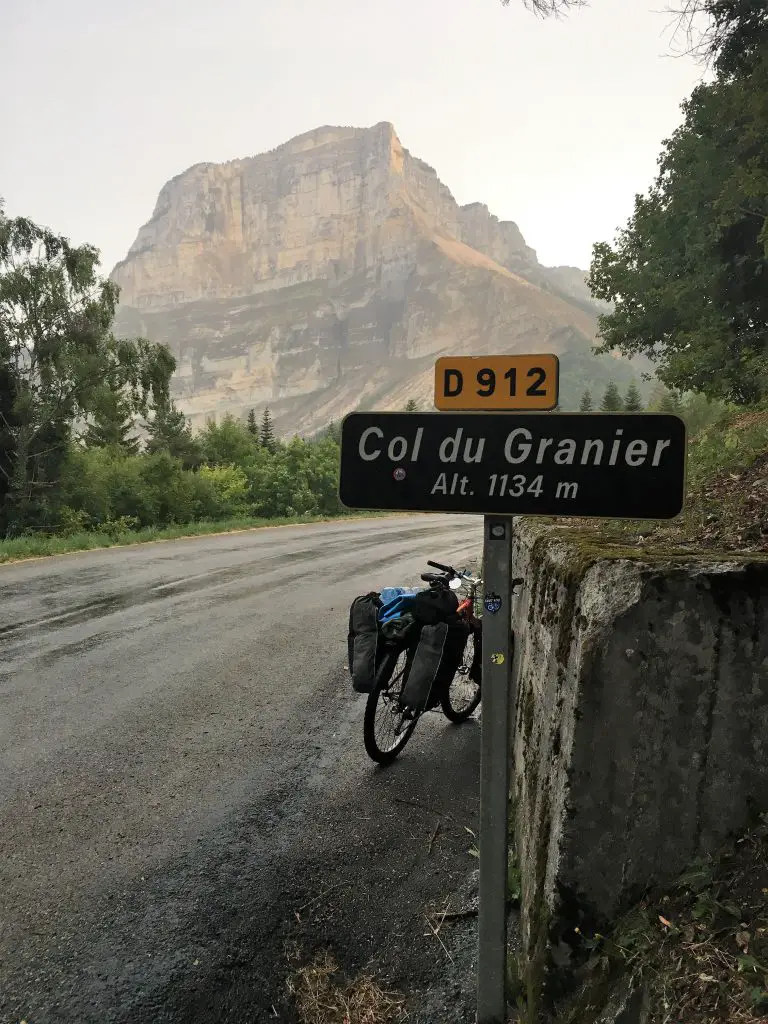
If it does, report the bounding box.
[477,514,513,1024]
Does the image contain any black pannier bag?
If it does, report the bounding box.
[347,593,381,693]
[400,620,470,713]
[348,595,416,693]
[409,587,460,626]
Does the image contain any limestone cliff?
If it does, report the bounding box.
[111,122,636,433]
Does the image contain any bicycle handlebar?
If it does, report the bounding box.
[427,559,454,574]
[426,559,480,585]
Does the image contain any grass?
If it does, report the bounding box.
[287,950,407,1024]
[0,512,395,565]
[555,816,768,1024]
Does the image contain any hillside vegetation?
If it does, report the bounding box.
[558,406,768,555]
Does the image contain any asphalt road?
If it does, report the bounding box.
[0,515,484,1023]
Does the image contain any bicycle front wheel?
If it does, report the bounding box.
[442,627,482,723]
[363,650,418,764]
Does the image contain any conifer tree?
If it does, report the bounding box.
[579,390,593,412]
[600,381,624,412]
[259,407,277,453]
[623,382,643,412]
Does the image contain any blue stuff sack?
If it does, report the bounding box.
[378,587,420,624]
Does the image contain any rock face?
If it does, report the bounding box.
[112,122,634,433]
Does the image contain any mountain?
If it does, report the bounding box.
[111,122,642,433]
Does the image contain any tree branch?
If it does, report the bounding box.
[502,0,586,14]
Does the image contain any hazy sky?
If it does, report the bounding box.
[2,0,707,275]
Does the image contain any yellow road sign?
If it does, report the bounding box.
[434,354,559,411]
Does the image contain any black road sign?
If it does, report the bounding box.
[339,412,686,519]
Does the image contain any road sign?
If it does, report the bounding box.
[434,354,559,411]
[339,411,686,519]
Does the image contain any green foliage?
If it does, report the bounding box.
[680,391,730,435]
[579,390,593,412]
[623,382,643,412]
[247,408,258,437]
[600,381,623,412]
[197,464,250,518]
[324,420,341,443]
[259,406,277,453]
[659,390,684,415]
[589,47,768,405]
[145,399,202,469]
[44,421,345,540]
[200,414,256,467]
[684,408,768,488]
[0,204,174,535]
[83,391,140,453]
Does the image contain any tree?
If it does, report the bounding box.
[145,399,203,469]
[404,398,420,412]
[501,0,767,73]
[659,390,684,414]
[83,392,140,454]
[260,407,277,453]
[600,381,623,412]
[579,390,593,411]
[0,205,174,534]
[322,420,341,444]
[200,413,255,467]
[247,408,258,437]
[668,0,768,76]
[623,382,643,412]
[588,49,768,405]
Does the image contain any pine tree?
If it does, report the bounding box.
[659,390,684,414]
[247,409,258,437]
[83,393,140,454]
[623,382,643,412]
[579,390,593,412]
[404,398,419,412]
[259,407,277,453]
[145,400,203,469]
[600,381,623,412]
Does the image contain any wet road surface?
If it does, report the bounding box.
[0,515,483,1023]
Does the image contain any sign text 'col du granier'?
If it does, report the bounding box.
[339,412,686,520]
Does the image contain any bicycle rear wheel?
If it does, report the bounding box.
[442,627,482,723]
[363,650,418,764]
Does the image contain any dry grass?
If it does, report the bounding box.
[287,950,407,1024]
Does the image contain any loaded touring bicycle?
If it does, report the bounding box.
[347,559,484,764]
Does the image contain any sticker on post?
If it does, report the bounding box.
[490,653,505,665]
[484,592,502,614]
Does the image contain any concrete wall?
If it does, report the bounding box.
[509,520,768,1016]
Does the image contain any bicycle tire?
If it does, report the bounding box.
[441,626,482,723]
[363,653,418,765]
